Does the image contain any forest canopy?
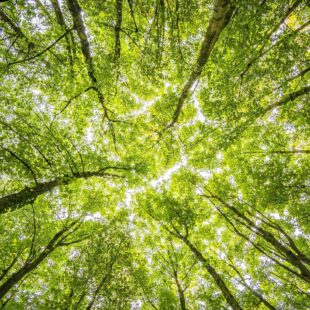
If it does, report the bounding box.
[0,0,309,309]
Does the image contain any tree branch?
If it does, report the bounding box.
[8,28,73,66]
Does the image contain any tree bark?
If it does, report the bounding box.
[229,262,276,310]
[0,180,59,214]
[224,86,310,149]
[173,270,186,310]
[264,85,310,113]
[85,272,110,310]
[85,251,119,309]
[65,0,113,118]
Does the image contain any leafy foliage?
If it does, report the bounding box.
[0,0,309,309]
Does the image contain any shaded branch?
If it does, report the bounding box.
[65,0,96,83]
[203,193,310,283]
[8,28,73,66]
[226,260,276,310]
[155,216,242,310]
[224,85,310,148]
[264,85,310,112]
[55,86,94,116]
[127,0,138,32]
[0,145,38,184]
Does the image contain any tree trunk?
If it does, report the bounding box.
[65,0,96,83]
[177,234,242,310]
[173,271,186,310]
[167,0,235,128]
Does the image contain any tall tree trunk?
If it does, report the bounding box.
[114,0,123,65]
[65,0,96,83]
[65,0,114,120]
[176,234,242,310]
[166,0,235,128]
[173,270,186,310]
[0,179,60,214]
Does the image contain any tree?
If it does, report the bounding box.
[0,0,309,308]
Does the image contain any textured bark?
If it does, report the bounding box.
[206,264,243,310]
[241,150,310,155]
[0,167,129,214]
[66,0,112,117]
[166,0,235,128]
[51,0,67,26]
[0,180,59,214]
